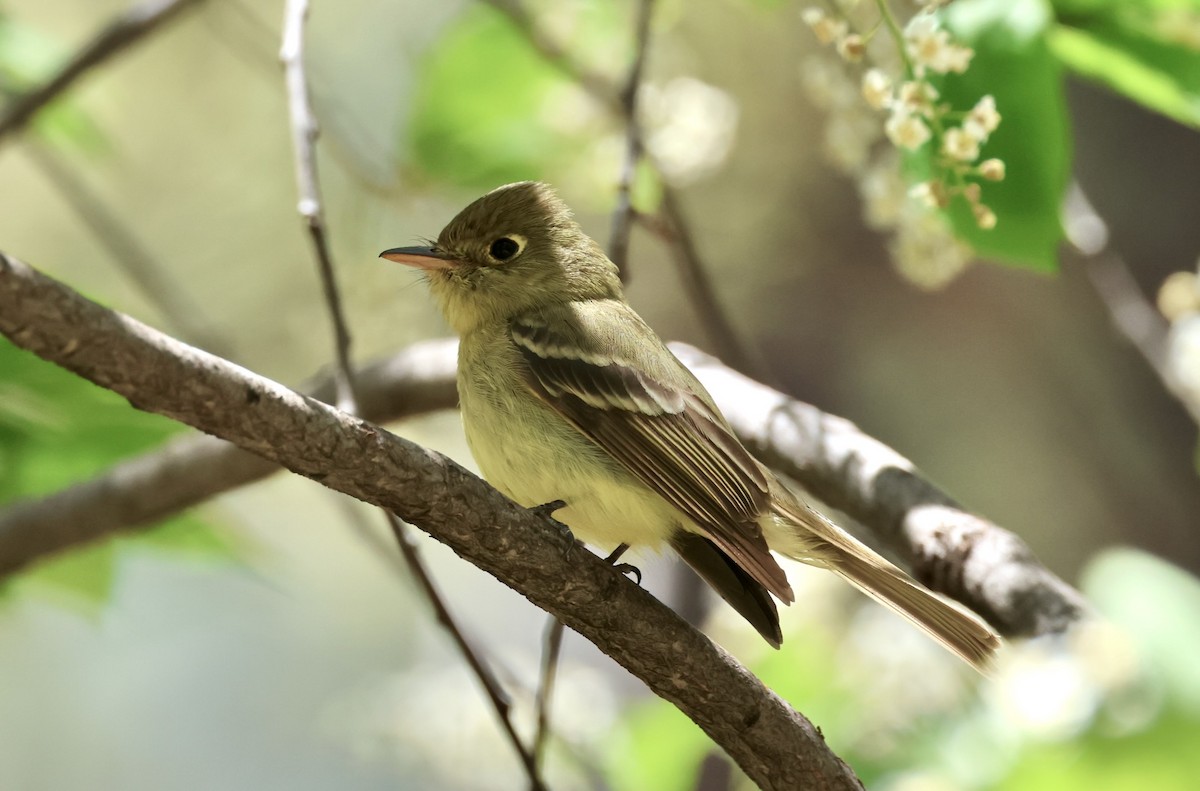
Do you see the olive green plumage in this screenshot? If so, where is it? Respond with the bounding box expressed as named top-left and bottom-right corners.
top-left (382, 181), bottom-right (1000, 670)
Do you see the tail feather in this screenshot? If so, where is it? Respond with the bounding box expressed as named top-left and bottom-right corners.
top-left (672, 532), bottom-right (782, 648)
top-left (770, 498), bottom-right (1001, 673)
top-left (834, 550), bottom-right (1000, 672)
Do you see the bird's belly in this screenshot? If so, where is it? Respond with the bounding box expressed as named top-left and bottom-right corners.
top-left (460, 386), bottom-right (680, 551)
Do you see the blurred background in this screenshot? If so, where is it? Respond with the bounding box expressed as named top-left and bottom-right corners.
top-left (0, 0), bottom-right (1198, 789)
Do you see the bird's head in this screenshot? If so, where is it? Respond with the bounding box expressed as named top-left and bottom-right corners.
top-left (382, 181), bottom-right (622, 335)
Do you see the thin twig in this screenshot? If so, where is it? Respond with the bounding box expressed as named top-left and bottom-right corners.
top-left (0, 0), bottom-right (207, 141)
top-left (480, 0), bottom-right (620, 110)
top-left (478, 0), bottom-right (764, 380)
top-left (607, 0), bottom-right (655, 282)
top-left (653, 187), bottom-right (771, 379)
top-left (22, 141), bottom-right (235, 358)
top-left (1083, 250), bottom-right (1200, 425)
top-left (279, 3), bottom-right (543, 786)
top-left (532, 616), bottom-right (566, 772)
top-left (1082, 249), bottom-right (1173, 378)
top-left (384, 512), bottom-right (547, 791)
top-left (280, 0), bottom-right (355, 412)
top-left (1064, 183), bottom-right (1200, 425)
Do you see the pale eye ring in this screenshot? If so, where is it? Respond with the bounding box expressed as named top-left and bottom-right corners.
top-left (488, 233), bottom-right (527, 262)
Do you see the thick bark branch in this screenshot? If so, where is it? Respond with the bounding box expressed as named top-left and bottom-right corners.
top-left (673, 346), bottom-right (1088, 637)
top-left (0, 252), bottom-right (862, 790)
top-left (0, 342), bottom-right (1084, 639)
top-left (0, 339), bottom-right (458, 577)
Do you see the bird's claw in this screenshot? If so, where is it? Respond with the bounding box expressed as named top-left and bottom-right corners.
top-left (529, 499), bottom-right (578, 559)
top-left (602, 543), bottom-right (641, 585)
top-left (612, 562), bottom-right (643, 586)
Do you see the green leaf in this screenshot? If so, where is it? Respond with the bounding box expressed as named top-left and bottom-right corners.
top-left (12, 541), bottom-right (119, 615)
top-left (999, 707), bottom-right (1200, 791)
top-left (934, 0), bottom-right (1072, 271)
top-left (0, 16), bottom-right (110, 154)
top-left (605, 699), bottom-right (712, 791)
top-left (0, 340), bottom-right (238, 605)
top-left (408, 5), bottom-right (622, 188)
top-left (1049, 18), bottom-right (1200, 128)
top-left (0, 340), bottom-right (182, 502)
top-left (1081, 547), bottom-right (1200, 712)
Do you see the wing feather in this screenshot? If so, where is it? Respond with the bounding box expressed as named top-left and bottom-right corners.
top-left (512, 310), bottom-right (792, 603)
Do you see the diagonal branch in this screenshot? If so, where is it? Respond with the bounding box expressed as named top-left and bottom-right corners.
top-left (1064, 185), bottom-right (1200, 427)
top-left (477, 0), bottom-right (620, 110)
top-left (0, 250), bottom-right (863, 791)
top-left (0, 0), bottom-right (208, 141)
top-left (0, 339), bottom-right (458, 578)
top-left (673, 345), bottom-right (1089, 637)
top-left (0, 334), bottom-right (1084, 638)
top-left (22, 141), bottom-right (235, 358)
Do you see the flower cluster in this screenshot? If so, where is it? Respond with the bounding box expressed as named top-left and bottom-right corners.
top-left (800, 3), bottom-right (1007, 288)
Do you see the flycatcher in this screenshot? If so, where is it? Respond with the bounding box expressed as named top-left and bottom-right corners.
top-left (382, 181), bottom-right (1000, 670)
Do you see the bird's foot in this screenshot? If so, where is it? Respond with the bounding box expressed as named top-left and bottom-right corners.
top-left (529, 499), bottom-right (579, 559)
top-left (603, 543), bottom-right (642, 586)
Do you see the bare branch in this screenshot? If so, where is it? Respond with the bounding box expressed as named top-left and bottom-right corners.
top-left (673, 344), bottom-right (1088, 638)
top-left (280, 0), bottom-right (356, 412)
top-left (0, 251), bottom-right (863, 791)
top-left (479, 0), bottom-right (620, 110)
top-left (533, 616), bottom-right (566, 771)
top-left (1064, 185), bottom-right (1200, 426)
top-left (278, 4), bottom-right (542, 784)
top-left (382, 510), bottom-right (546, 791)
top-left (607, 0), bottom-right (655, 282)
top-left (0, 332), bottom-right (1082, 638)
top-left (0, 339), bottom-right (459, 578)
top-left (0, 0), bottom-right (208, 140)
top-left (23, 142), bottom-right (235, 358)
top-left (653, 187), bottom-right (774, 379)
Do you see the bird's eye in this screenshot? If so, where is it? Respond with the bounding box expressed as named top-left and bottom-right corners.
top-left (488, 235), bottom-right (525, 262)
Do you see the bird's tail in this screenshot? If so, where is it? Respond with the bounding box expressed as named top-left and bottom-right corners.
top-left (769, 497), bottom-right (1001, 673)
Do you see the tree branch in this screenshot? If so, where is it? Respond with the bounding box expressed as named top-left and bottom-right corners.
top-left (673, 344), bottom-right (1089, 637)
top-left (0, 339), bottom-right (458, 578)
top-left (0, 0), bottom-right (208, 141)
top-left (1064, 185), bottom-right (1200, 427)
top-left (606, 0), bottom-right (655, 282)
top-left (280, 0), bottom-right (356, 412)
top-left (0, 332), bottom-right (1083, 638)
top-left (478, 0), bottom-right (620, 111)
top-left (0, 251), bottom-right (863, 791)
top-left (22, 141), bottom-right (235, 358)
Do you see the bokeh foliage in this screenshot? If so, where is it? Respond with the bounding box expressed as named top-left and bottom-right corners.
top-left (0, 0), bottom-right (1197, 789)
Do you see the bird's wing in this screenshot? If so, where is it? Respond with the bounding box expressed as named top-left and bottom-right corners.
top-left (510, 302), bottom-right (793, 603)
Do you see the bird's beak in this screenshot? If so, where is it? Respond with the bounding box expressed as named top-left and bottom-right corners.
top-left (379, 245), bottom-right (458, 271)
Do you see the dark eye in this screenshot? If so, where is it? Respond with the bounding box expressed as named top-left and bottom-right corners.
top-left (489, 236), bottom-right (521, 261)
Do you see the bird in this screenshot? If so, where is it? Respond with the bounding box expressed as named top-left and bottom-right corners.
top-left (381, 180), bottom-right (1001, 670)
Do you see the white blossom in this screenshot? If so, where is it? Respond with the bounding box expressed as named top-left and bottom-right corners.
top-left (942, 126), bottom-right (980, 161)
top-left (861, 69), bottom-right (893, 110)
top-left (885, 109), bottom-right (931, 150)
